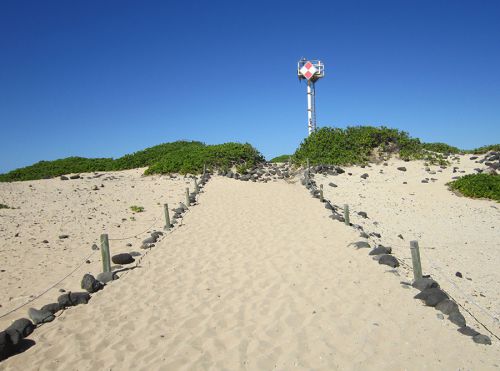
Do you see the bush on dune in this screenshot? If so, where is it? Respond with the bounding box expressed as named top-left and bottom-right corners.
top-left (422, 142), bottom-right (461, 154)
top-left (270, 155), bottom-right (292, 163)
top-left (292, 126), bottom-right (427, 165)
top-left (448, 174), bottom-right (500, 201)
top-left (0, 141), bottom-right (264, 182)
top-left (0, 157), bottom-right (114, 182)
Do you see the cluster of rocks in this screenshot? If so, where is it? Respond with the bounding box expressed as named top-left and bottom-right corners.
top-left (299, 166), bottom-right (492, 346)
top-left (472, 151), bottom-right (499, 174)
top-left (0, 290), bottom-right (94, 360)
top-left (221, 163), bottom-right (293, 183)
top-left (411, 278), bottom-right (491, 345)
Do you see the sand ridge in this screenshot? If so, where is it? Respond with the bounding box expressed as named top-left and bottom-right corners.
top-left (1, 176), bottom-right (499, 370)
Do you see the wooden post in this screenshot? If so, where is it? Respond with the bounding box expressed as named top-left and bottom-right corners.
top-left (194, 178), bottom-right (199, 193)
top-left (343, 204), bottom-right (350, 225)
top-left (203, 164), bottom-right (206, 176)
top-left (306, 158), bottom-right (310, 176)
top-left (185, 187), bottom-right (190, 207)
top-left (163, 203), bottom-right (171, 231)
top-left (100, 234), bottom-right (111, 273)
top-left (319, 184), bottom-right (324, 202)
top-left (410, 240), bottom-right (423, 281)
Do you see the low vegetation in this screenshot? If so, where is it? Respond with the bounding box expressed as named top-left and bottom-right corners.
top-left (448, 174), bottom-right (500, 201)
top-left (422, 142), bottom-right (461, 154)
top-left (0, 141), bottom-right (263, 182)
top-left (269, 155), bottom-right (292, 163)
top-left (0, 203), bottom-right (11, 209)
top-left (292, 126), bottom-right (449, 166)
top-left (466, 144), bottom-right (500, 154)
top-left (130, 205), bottom-right (145, 213)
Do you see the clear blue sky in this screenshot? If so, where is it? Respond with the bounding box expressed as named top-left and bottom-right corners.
top-left (1, 0), bottom-right (499, 173)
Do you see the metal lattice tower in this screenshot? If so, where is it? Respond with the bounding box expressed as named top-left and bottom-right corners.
top-left (297, 58), bottom-right (325, 136)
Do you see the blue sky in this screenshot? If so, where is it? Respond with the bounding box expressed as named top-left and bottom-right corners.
top-left (1, 0), bottom-right (499, 173)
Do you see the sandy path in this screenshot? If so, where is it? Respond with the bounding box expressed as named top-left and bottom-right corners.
top-left (0, 169), bottom-right (191, 328)
top-left (1, 177), bottom-right (499, 370)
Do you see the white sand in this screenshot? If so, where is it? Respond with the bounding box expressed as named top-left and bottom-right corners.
top-left (1, 175), bottom-right (499, 370)
top-left (0, 168), bottom-right (191, 329)
top-left (318, 155), bottom-right (500, 334)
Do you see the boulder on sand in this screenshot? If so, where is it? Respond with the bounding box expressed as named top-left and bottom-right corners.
top-left (111, 253), bottom-right (135, 265)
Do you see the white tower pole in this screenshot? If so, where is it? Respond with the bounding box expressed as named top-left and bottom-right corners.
top-left (307, 80), bottom-right (315, 135)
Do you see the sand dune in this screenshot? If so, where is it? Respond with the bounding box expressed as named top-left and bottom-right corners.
top-left (1, 175), bottom-right (499, 370)
top-left (317, 155), bottom-right (500, 334)
top-left (0, 168), bottom-right (192, 329)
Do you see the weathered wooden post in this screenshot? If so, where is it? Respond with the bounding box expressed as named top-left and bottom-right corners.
top-left (185, 187), bottom-right (190, 207)
top-left (319, 184), bottom-right (324, 202)
top-left (163, 203), bottom-right (171, 231)
top-left (194, 178), bottom-right (199, 193)
top-left (343, 204), bottom-right (350, 225)
top-left (410, 240), bottom-right (423, 281)
top-left (100, 234), bottom-right (111, 273)
top-left (306, 158), bottom-right (310, 176)
top-left (203, 164), bottom-right (206, 176)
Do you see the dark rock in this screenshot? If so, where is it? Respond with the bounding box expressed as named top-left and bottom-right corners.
top-left (397, 234), bottom-right (404, 239)
top-left (370, 232), bottom-right (382, 238)
top-left (357, 211), bottom-right (368, 219)
top-left (58, 235), bottom-right (69, 239)
top-left (414, 288), bottom-right (448, 307)
top-left (42, 240), bottom-right (49, 244)
top-left (469, 156), bottom-right (478, 160)
top-left (329, 214), bottom-right (345, 223)
top-left (60, 176), bottom-right (69, 180)
top-left (421, 179), bottom-right (429, 183)
top-left (448, 311), bottom-right (466, 327)
top-left (81, 274), bottom-right (104, 293)
top-left (350, 241), bottom-right (371, 249)
top-left (129, 251), bottom-right (141, 257)
top-left (0, 330), bottom-right (12, 361)
top-left (96, 271), bottom-right (118, 283)
top-left (359, 232), bottom-right (369, 238)
top-left (328, 182), bottom-right (337, 187)
top-left (473, 334), bottom-right (492, 345)
top-left (324, 202), bottom-right (333, 210)
top-left (142, 236), bottom-right (157, 245)
top-left (397, 167), bottom-right (407, 172)
top-left (369, 245), bottom-right (392, 255)
top-left (58, 292), bottom-right (91, 308)
top-left (455, 271), bottom-right (463, 278)
top-left (458, 326), bottom-right (479, 337)
top-left (40, 303), bottom-right (61, 314)
top-left (111, 253), bottom-right (135, 265)
top-left (378, 255), bottom-right (399, 268)
top-left (91, 244), bottom-right (99, 251)
top-left (28, 308), bottom-right (55, 325)
top-left (412, 277), bottom-right (439, 291)
top-left (5, 319), bottom-right (35, 345)
top-left (69, 174), bottom-right (81, 179)
top-left (360, 173), bottom-right (369, 179)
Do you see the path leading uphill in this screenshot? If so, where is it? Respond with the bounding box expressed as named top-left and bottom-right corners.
top-left (1, 178), bottom-right (499, 370)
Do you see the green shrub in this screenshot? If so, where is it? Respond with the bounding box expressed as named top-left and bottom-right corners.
top-left (292, 126), bottom-right (424, 165)
top-left (0, 141), bottom-right (264, 181)
top-left (145, 142), bottom-right (263, 175)
top-left (130, 205), bottom-right (145, 213)
top-left (0, 157), bottom-right (114, 182)
top-left (448, 174), bottom-right (500, 201)
top-left (0, 203), bottom-right (10, 209)
top-left (422, 142), bottom-right (461, 154)
top-left (465, 144), bottom-right (500, 154)
top-left (270, 155), bottom-right (292, 163)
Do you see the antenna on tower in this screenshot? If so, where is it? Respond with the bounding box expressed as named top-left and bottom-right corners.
top-left (297, 59), bottom-right (325, 136)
